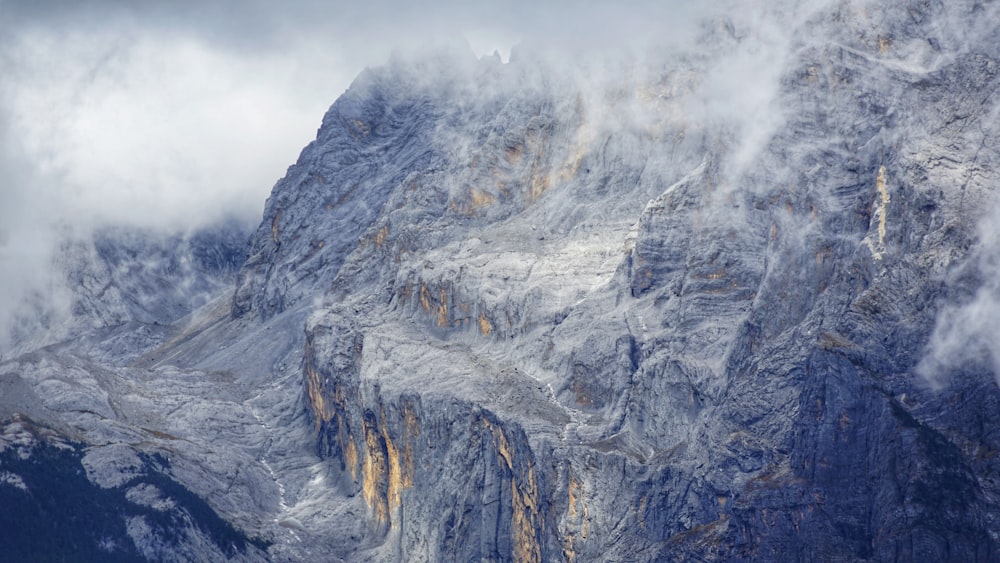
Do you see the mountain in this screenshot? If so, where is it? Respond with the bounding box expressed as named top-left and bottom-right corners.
top-left (3, 0), bottom-right (1000, 560)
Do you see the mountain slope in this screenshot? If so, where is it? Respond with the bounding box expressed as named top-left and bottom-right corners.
top-left (3, 1), bottom-right (1000, 561)
top-left (257, 1), bottom-right (1000, 560)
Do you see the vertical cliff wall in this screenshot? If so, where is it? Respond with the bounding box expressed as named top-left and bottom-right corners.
top-left (252, 1), bottom-right (1000, 560)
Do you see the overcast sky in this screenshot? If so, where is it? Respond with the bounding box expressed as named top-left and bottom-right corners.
top-left (0, 0), bottom-right (721, 234)
top-left (0, 0), bottom-right (800, 348)
top-left (0, 1), bottom-right (492, 232)
top-left (5, 0), bottom-right (999, 386)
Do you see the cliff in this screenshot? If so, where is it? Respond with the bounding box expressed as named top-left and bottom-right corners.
top-left (3, 0), bottom-right (1000, 560)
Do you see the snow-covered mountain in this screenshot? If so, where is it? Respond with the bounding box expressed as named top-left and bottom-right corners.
top-left (3, 1), bottom-right (1000, 560)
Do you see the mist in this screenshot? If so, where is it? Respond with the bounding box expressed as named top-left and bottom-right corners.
top-left (0, 0), bottom-right (837, 351)
top-left (918, 198), bottom-right (1000, 388)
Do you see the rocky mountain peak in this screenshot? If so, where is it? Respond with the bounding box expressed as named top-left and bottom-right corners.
top-left (3, 1), bottom-right (1000, 560)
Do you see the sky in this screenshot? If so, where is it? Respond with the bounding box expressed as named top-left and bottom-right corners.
top-left (0, 0), bottom-right (732, 232)
top-left (6, 0), bottom-right (993, 387)
top-left (0, 1), bottom-right (465, 232)
top-left (0, 0), bottom-right (870, 354)
top-left (0, 0), bottom-right (739, 346)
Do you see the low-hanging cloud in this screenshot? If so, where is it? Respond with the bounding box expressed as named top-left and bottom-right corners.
top-left (0, 0), bottom-right (836, 351)
top-left (0, 0), bottom-right (825, 230)
top-left (917, 204), bottom-right (1000, 387)
top-left (917, 132), bottom-right (1000, 387)
top-left (909, 0), bottom-right (1000, 387)
top-left (1, 27), bottom-right (357, 230)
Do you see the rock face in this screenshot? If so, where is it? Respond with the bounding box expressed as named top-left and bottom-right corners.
top-left (0, 415), bottom-right (268, 562)
top-left (4, 0), bottom-right (1000, 560)
top-left (4, 220), bottom-right (250, 362)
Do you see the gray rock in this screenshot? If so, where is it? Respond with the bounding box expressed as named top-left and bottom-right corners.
top-left (5, 1), bottom-right (1000, 561)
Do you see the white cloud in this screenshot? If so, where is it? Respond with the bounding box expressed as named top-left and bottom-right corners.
top-left (0, 0), bottom-right (838, 350)
top-left (0, 1), bottom-right (808, 235)
top-left (0, 12), bottom-right (364, 350)
top-left (918, 202), bottom-right (1000, 388)
top-left (2, 27), bottom-right (358, 230)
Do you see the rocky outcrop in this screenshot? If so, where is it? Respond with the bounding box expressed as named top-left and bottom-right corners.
top-left (284, 1), bottom-right (1000, 560)
top-left (4, 220), bottom-right (250, 362)
top-left (4, 0), bottom-right (1000, 561)
top-left (0, 414), bottom-right (269, 561)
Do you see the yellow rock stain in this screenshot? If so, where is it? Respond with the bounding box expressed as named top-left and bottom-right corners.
top-left (437, 287), bottom-right (449, 327)
top-left (305, 369), bottom-right (327, 428)
top-left (304, 342), bottom-right (331, 428)
top-left (866, 165), bottom-right (890, 260)
top-left (478, 313), bottom-right (494, 336)
top-left (352, 119), bottom-right (370, 136)
top-left (562, 472), bottom-right (591, 562)
top-left (878, 36), bottom-right (891, 54)
top-left (557, 122), bottom-right (594, 184)
top-left (382, 423), bottom-right (404, 509)
top-left (271, 209), bottom-right (282, 245)
top-left (876, 165), bottom-right (890, 245)
top-left (482, 418), bottom-right (542, 563)
top-left (361, 411), bottom-right (415, 528)
top-left (469, 189), bottom-right (496, 210)
top-left (529, 171), bottom-right (551, 203)
top-left (344, 434), bottom-right (359, 481)
top-left (361, 421), bottom-right (387, 523)
top-left (512, 465), bottom-right (543, 563)
top-left (419, 283), bottom-right (432, 312)
top-left (374, 225), bottom-right (389, 251)
top-left (450, 188), bottom-right (497, 216)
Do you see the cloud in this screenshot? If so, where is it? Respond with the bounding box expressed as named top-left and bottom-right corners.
top-left (0, 1), bottom-right (368, 349)
top-left (0, 0), bottom-right (834, 351)
top-left (918, 202), bottom-right (1000, 388)
top-left (911, 1), bottom-right (1000, 387)
top-left (1, 27), bottom-right (359, 230)
top-left (0, 108), bottom-right (64, 352)
top-left (0, 2), bottom-right (756, 232)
